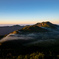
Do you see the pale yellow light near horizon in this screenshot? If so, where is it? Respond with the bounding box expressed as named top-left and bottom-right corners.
top-left (0, 20), bottom-right (59, 24)
top-left (0, 21), bottom-right (37, 24)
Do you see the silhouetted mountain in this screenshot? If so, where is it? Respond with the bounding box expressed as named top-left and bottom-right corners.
top-left (12, 25), bottom-right (21, 27)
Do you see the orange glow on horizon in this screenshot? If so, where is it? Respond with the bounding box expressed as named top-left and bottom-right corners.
top-left (0, 20), bottom-right (59, 24)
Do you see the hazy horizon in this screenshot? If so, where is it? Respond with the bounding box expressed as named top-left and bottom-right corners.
top-left (0, 22), bottom-right (59, 26)
top-left (0, 24), bottom-right (32, 26)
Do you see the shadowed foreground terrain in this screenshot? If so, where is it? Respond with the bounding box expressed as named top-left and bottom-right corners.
top-left (0, 41), bottom-right (59, 59)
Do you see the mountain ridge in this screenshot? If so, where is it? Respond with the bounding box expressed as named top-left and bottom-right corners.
top-left (35, 21), bottom-right (57, 28)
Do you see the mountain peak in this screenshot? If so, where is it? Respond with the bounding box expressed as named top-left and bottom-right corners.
top-left (35, 21), bottom-right (56, 28)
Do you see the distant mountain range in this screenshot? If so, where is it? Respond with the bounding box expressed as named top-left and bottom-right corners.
top-left (0, 25), bottom-right (24, 35)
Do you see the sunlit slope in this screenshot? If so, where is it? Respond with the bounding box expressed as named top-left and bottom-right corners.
top-left (19, 25), bottom-right (48, 32)
top-left (35, 21), bottom-right (57, 28)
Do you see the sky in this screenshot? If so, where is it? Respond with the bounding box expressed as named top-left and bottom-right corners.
top-left (0, 0), bottom-right (59, 25)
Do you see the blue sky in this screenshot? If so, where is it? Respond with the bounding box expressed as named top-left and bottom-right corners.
top-left (0, 0), bottom-right (59, 25)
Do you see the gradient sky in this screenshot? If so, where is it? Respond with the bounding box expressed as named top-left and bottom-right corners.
top-left (0, 0), bottom-right (59, 25)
